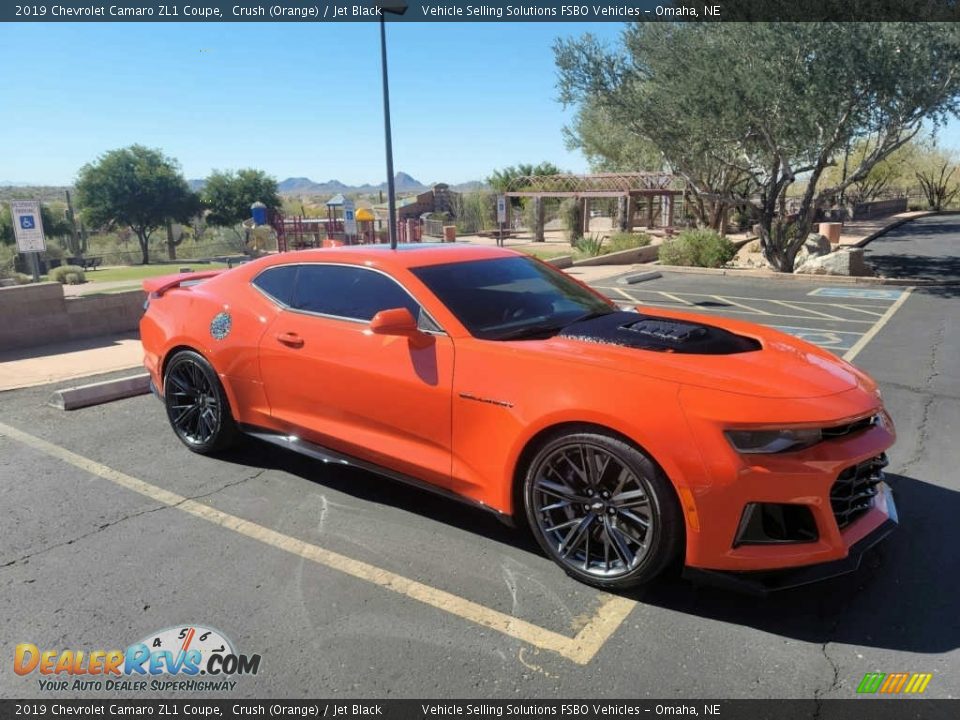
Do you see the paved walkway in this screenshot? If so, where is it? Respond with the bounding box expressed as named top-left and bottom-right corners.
top-left (863, 213), bottom-right (960, 282)
top-left (0, 333), bottom-right (142, 392)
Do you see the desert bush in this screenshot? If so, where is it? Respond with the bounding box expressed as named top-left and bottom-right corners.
top-left (574, 233), bottom-right (605, 257)
top-left (658, 229), bottom-right (737, 268)
top-left (49, 265), bottom-right (86, 284)
top-left (606, 232), bottom-right (652, 253)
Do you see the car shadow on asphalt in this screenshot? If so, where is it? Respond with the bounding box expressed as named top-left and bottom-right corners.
top-left (621, 472), bottom-right (959, 654)
top-left (220, 442), bottom-right (958, 654)
top-left (221, 439), bottom-right (540, 553)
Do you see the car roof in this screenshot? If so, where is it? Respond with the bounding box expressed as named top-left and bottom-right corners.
top-left (258, 242), bottom-right (521, 271)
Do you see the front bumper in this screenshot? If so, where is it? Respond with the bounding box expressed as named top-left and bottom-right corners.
top-left (683, 484), bottom-right (898, 595)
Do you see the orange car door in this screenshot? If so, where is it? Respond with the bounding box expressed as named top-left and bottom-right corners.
top-left (256, 263), bottom-right (454, 489)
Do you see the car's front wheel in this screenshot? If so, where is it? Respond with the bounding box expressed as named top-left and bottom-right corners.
top-left (163, 350), bottom-right (239, 454)
top-left (523, 431), bottom-right (683, 590)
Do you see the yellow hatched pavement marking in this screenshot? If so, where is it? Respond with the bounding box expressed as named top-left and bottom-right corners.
top-left (766, 299), bottom-right (846, 321)
top-left (843, 287), bottom-right (914, 362)
top-left (710, 295), bottom-right (771, 315)
top-left (0, 421), bottom-right (634, 665)
top-left (657, 291), bottom-right (695, 306)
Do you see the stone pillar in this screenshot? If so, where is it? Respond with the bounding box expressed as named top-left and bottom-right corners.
top-left (617, 196), bottom-right (628, 232)
top-left (666, 195), bottom-right (675, 228)
top-left (580, 197), bottom-right (590, 236)
top-left (646, 195), bottom-right (654, 228)
top-left (534, 197), bottom-right (545, 242)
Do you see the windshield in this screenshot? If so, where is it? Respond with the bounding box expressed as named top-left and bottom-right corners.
top-left (411, 256), bottom-right (614, 340)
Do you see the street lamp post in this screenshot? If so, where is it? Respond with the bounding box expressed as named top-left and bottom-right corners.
top-left (379, 3), bottom-right (407, 250)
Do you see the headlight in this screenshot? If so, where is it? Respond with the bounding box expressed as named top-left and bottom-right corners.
top-left (725, 428), bottom-right (823, 454)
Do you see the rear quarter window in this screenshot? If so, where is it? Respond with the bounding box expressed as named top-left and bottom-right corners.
top-left (252, 266), bottom-right (298, 306)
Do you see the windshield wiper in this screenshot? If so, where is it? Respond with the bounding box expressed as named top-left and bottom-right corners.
top-left (492, 321), bottom-right (570, 341)
top-left (492, 309), bottom-right (615, 341)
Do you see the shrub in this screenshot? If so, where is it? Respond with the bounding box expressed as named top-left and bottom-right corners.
top-left (658, 228), bottom-right (737, 268)
top-left (14, 272), bottom-right (32, 285)
top-left (49, 265), bottom-right (86, 284)
top-left (574, 233), bottom-right (605, 257)
top-left (606, 232), bottom-right (652, 253)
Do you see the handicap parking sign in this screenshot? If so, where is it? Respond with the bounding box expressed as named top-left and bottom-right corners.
top-left (10, 200), bottom-right (46, 252)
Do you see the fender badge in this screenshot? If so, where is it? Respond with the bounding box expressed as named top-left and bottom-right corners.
top-left (210, 312), bottom-right (232, 340)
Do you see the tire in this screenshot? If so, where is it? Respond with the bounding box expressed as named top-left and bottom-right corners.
top-left (522, 431), bottom-right (683, 590)
top-left (163, 350), bottom-right (239, 455)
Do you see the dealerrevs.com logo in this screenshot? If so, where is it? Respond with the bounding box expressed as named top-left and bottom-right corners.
top-left (15, 625), bottom-right (261, 692)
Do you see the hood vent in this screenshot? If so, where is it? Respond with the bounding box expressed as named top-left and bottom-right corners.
top-left (560, 311), bottom-right (761, 355)
top-left (623, 318), bottom-right (709, 343)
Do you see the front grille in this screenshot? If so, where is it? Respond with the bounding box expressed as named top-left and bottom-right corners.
top-left (830, 454), bottom-right (888, 529)
top-left (821, 414), bottom-right (878, 440)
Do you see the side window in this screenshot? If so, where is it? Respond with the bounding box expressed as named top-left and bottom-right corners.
top-left (292, 265), bottom-right (421, 322)
top-left (252, 265), bottom-right (298, 306)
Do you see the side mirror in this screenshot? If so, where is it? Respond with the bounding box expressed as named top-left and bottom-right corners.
top-left (369, 307), bottom-right (419, 336)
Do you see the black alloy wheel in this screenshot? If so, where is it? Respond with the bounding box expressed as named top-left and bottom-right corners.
top-left (523, 431), bottom-right (683, 589)
top-left (163, 350), bottom-right (239, 454)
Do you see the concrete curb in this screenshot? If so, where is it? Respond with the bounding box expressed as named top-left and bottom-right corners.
top-left (48, 373), bottom-right (151, 411)
top-left (852, 210), bottom-right (937, 248)
top-left (620, 271), bottom-right (663, 285)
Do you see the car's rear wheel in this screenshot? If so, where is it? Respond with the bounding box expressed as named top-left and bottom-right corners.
top-left (163, 350), bottom-right (239, 454)
top-left (523, 431), bottom-right (683, 589)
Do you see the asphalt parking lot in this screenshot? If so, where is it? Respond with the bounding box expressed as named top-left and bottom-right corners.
top-left (2, 222), bottom-right (959, 701)
top-left (589, 273), bottom-right (910, 359)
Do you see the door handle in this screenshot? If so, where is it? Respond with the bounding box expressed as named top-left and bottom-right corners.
top-left (276, 332), bottom-right (304, 348)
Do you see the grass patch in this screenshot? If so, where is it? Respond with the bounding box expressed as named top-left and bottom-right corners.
top-left (87, 262), bottom-right (229, 283)
top-left (517, 247), bottom-right (572, 261)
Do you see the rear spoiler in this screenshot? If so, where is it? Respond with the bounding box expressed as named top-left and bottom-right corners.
top-left (142, 270), bottom-right (225, 297)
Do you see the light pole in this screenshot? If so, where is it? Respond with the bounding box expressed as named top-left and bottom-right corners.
top-left (379, 2), bottom-right (407, 250)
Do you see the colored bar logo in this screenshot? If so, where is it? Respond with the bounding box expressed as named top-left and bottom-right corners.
top-left (857, 672), bottom-right (932, 694)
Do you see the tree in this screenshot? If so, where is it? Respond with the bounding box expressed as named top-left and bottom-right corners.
top-left (821, 138), bottom-right (923, 206)
top-left (201, 169), bottom-right (281, 251)
top-left (556, 23), bottom-right (960, 271)
top-left (486, 162), bottom-right (563, 192)
top-left (75, 145), bottom-right (198, 264)
top-left (564, 98), bottom-right (663, 173)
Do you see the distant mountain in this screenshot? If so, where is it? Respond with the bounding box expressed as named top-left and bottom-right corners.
top-left (274, 172), bottom-right (438, 195)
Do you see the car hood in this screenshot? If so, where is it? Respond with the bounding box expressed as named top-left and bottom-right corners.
top-left (537, 309), bottom-right (871, 400)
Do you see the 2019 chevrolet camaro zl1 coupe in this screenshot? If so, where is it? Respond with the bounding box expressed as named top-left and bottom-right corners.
top-left (141, 244), bottom-right (897, 591)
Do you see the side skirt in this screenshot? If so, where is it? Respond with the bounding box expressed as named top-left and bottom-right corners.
top-left (238, 424), bottom-right (515, 527)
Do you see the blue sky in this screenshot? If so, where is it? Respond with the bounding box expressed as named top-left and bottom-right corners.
top-left (3, 21), bottom-right (959, 187)
top-left (0, 22), bottom-right (625, 186)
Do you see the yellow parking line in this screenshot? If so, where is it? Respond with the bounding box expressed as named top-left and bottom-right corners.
top-left (843, 287), bottom-right (913, 362)
top-left (0, 421), bottom-right (634, 666)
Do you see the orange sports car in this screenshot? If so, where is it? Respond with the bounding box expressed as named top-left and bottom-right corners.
top-left (141, 244), bottom-right (897, 591)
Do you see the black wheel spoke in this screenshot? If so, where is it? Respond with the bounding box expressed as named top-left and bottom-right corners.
top-left (559, 513), bottom-right (595, 558)
top-left (537, 478), bottom-right (590, 504)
